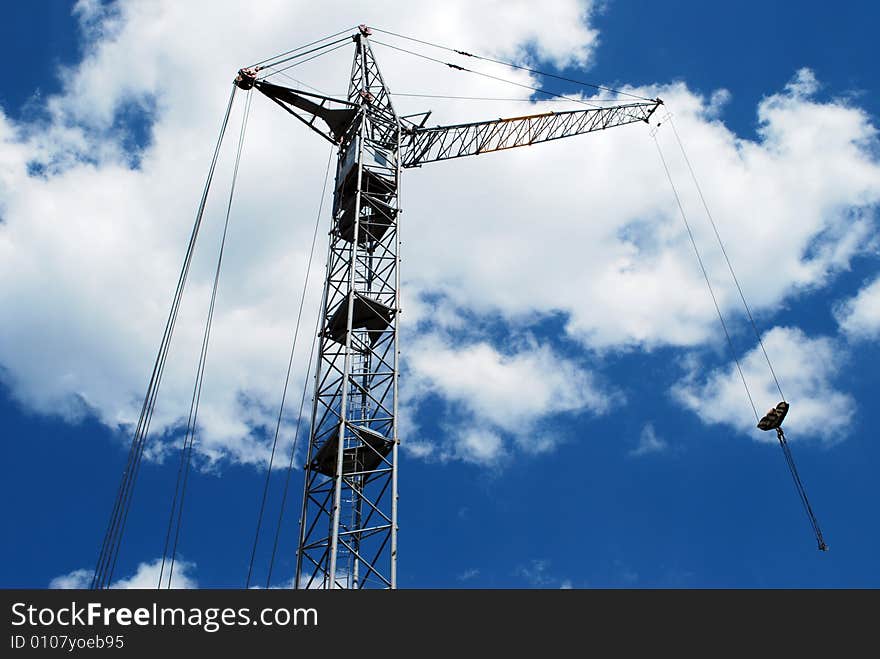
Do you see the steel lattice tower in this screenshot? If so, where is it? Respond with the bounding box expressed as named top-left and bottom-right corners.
top-left (293, 31), bottom-right (401, 589)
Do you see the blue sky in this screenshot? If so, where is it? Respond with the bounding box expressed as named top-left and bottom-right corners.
top-left (1, 1), bottom-right (879, 589)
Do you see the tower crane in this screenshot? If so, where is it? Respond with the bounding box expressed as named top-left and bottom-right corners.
top-left (93, 24), bottom-right (825, 593)
top-left (233, 25), bottom-right (660, 589)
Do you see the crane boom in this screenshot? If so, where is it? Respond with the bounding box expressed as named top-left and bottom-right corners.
top-left (241, 69), bottom-right (661, 169)
top-left (402, 100), bottom-right (661, 168)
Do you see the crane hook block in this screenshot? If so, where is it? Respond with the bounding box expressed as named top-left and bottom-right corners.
top-left (757, 401), bottom-right (789, 431)
top-left (235, 67), bottom-right (258, 90)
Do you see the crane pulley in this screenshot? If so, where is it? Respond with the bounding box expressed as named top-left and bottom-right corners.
top-left (756, 401), bottom-right (828, 551)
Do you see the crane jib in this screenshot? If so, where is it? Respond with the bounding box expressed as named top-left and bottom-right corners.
top-left (402, 99), bottom-right (661, 167)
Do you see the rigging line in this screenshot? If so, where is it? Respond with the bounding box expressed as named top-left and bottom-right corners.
top-left (391, 92), bottom-right (625, 102)
top-left (370, 26), bottom-right (655, 102)
top-left (779, 434), bottom-right (817, 532)
top-left (265, 148), bottom-right (334, 589)
top-left (660, 119), bottom-right (824, 552)
top-left (253, 35), bottom-right (352, 73)
top-left (266, 301), bottom-right (323, 588)
top-left (249, 26), bottom-right (357, 68)
top-left (246, 146), bottom-right (334, 589)
top-left (653, 132), bottom-right (760, 422)
top-left (258, 41), bottom-right (353, 81)
top-left (159, 89), bottom-right (253, 589)
top-left (107, 88), bottom-right (238, 587)
top-left (667, 115), bottom-right (786, 402)
top-left (165, 92), bottom-right (253, 588)
top-left (92, 84), bottom-right (238, 590)
top-left (369, 39), bottom-right (607, 110)
top-left (270, 70), bottom-right (336, 97)
top-left (167, 90), bottom-right (253, 588)
top-left (777, 429), bottom-right (828, 550)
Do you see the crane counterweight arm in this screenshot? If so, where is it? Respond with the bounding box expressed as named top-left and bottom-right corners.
top-left (241, 74), bottom-right (358, 144)
top-left (402, 99), bottom-right (662, 168)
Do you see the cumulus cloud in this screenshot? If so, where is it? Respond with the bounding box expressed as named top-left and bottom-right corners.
top-left (48, 568), bottom-right (93, 590)
top-left (673, 327), bottom-right (854, 444)
top-left (514, 559), bottom-right (571, 588)
top-left (404, 71), bottom-right (880, 351)
top-left (835, 275), bottom-right (880, 339)
top-left (403, 332), bottom-right (616, 463)
top-left (785, 68), bottom-right (820, 98)
top-left (628, 423), bottom-right (668, 457)
top-left (255, 573), bottom-right (349, 589)
top-left (50, 558), bottom-right (197, 589)
top-left (456, 568), bottom-right (480, 582)
top-left (0, 0), bottom-right (878, 469)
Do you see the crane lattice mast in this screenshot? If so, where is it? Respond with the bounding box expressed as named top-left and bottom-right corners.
top-left (234, 25), bottom-right (660, 589)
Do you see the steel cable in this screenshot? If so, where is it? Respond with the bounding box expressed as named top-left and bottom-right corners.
top-left (158, 89), bottom-right (253, 588)
top-left (653, 132), bottom-right (760, 422)
top-left (91, 85), bottom-right (238, 590)
top-left (655, 121), bottom-right (826, 551)
top-left (370, 40), bottom-right (608, 110)
top-left (667, 115), bottom-right (786, 402)
top-left (259, 41), bottom-right (353, 81)
top-left (250, 28), bottom-right (356, 69)
top-left (777, 429), bottom-right (827, 550)
top-left (246, 146), bottom-right (334, 588)
top-left (370, 26), bottom-right (655, 101)
top-left (266, 307), bottom-right (324, 588)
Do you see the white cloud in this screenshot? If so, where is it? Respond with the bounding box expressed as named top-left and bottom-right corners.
top-left (455, 427), bottom-right (505, 464)
top-left (673, 327), bottom-right (854, 444)
top-left (514, 559), bottom-right (570, 588)
top-left (456, 568), bottom-right (480, 582)
top-left (835, 275), bottom-right (880, 339)
top-left (407, 335), bottom-right (614, 432)
top-left (48, 568), bottom-right (93, 589)
top-left (706, 88), bottom-right (732, 117)
top-left (785, 68), bottom-right (820, 98)
top-left (0, 0), bottom-right (878, 468)
top-left (258, 573), bottom-right (348, 589)
top-left (628, 423), bottom-right (668, 457)
top-left (50, 558), bottom-right (197, 589)
top-left (404, 72), bottom-right (880, 351)
top-left (403, 333), bottom-right (616, 463)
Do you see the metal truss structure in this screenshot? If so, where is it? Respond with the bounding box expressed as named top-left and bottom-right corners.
top-left (403, 103), bottom-right (657, 166)
top-left (237, 25), bottom-right (662, 589)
